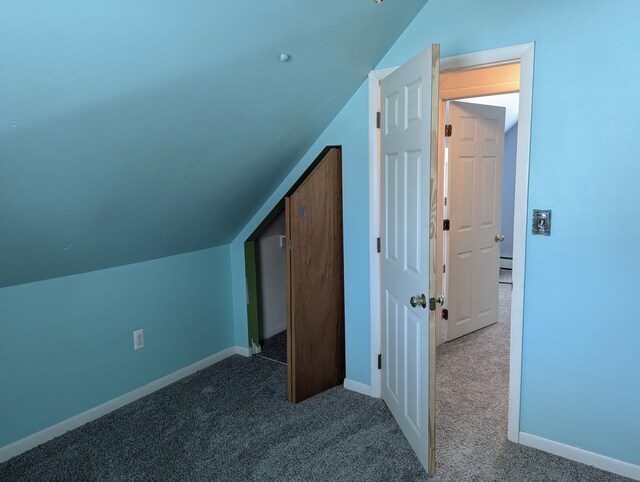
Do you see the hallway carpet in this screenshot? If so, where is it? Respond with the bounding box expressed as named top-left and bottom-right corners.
top-left (432, 284), bottom-right (623, 481)
top-left (0, 285), bottom-right (631, 481)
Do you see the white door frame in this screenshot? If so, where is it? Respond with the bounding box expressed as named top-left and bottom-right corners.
top-left (369, 42), bottom-right (534, 443)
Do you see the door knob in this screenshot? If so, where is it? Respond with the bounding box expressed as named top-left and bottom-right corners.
top-left (495, 234), bottom-right (505, 242)
top-left (410, 294), bottom-right (427, 309)
top-left (435, 295), bottom-right (444, 305)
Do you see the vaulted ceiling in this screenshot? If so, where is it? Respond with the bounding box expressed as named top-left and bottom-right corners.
top-left (0, 0), bottom-right (427, 287)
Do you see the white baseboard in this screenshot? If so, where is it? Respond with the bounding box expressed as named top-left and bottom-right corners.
top-left (249, 341), bottom-right (262, 355)
top-left (0, 345), bottom-right (244, 464)
top-left (343, 378), bottom-right (372, 396)
top-left (519, 432), bottom-right (640, 480)
top-left (235, 345), bottom-right (252, 357)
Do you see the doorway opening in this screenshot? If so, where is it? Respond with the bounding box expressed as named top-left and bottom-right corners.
top-left (433, 63), bottom-right (523, 473)
top-left (439, 91), bottom-right (518, 339)
top-left (244, 200), bottom-right (286, 362)
top-left (437, 63), bottom-right (520, 344)
top-left (368, 43), bottom-right (534, 459)
top-left (252, 206), bottom-right (287, 364)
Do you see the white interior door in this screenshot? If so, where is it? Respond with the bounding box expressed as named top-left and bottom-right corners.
top-left (446, 101), bottom-right (505, 340)
top-left (380, 44), bottom-right (439, 473)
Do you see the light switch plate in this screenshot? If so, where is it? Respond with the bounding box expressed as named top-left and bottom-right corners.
top-left (532, 209), bottom-right (551, 235)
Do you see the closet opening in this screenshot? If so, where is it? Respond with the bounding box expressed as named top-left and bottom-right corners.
top-left (252, 206), bottom-right (287, 364)
top-left (244, 146), bottom-right (345, 403)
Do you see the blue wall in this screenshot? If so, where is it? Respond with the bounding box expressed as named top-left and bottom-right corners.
top-left (501, 122), bottom-right (518, 259)
top-left (231, 87), bottom-right (371, 383)
top-left (0, 0), bottom-right (427, 288)
top-left (0, 246), bottom-right (233, 447)
top-left (231, 0), bottom-right (640, 466)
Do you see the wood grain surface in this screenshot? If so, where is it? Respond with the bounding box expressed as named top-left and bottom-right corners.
top-left (286, 147), bottom-right (345, 403)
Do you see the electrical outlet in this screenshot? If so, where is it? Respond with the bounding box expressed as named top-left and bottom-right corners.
top-left (133, 329), bottom-right (144, 350)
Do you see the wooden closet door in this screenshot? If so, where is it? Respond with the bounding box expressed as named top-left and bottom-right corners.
top-left (286, 148), bottom-right (344, 403)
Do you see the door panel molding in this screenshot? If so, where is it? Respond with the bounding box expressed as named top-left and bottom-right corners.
top-left (379, 44), bottom-right (439, 473)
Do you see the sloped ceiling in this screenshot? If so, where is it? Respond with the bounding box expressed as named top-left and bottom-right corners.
top-left (0, 0), bottom-right (427, 287)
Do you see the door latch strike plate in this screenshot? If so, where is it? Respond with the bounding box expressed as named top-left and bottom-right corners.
top-left (429, 298), bottom-right (436, 311)
top-left (377, 353), bottom-right (382, 370)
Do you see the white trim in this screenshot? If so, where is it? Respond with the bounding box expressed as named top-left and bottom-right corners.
top-left (507, 43), bottom-right (534, 443)
top-left (368, 67), bottom-right (395, 400)
top-left (440, 43), bottom-right (532, 72)
top-left (368, 43), bottom-right (535, 441)
top-left (250, 341), bottom-right (262, 355)
top-left (235, 345), bottom-right (252, 357)
top-left (0, 346), bottom-right (243, 463)
top-left (343, 378), bottom-right (372, 397)
top-left (519, 432), bottom-right (640, 480)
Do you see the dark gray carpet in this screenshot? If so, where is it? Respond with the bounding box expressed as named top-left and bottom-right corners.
top-left (1, 285), bottom-right (632, 481)
top-left (260, 330), bottom-right (287, 364)
top-left (0, 356), bottom-right (429, 481)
